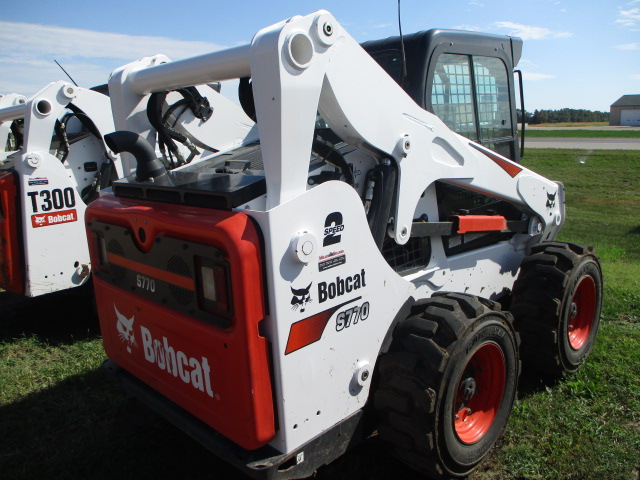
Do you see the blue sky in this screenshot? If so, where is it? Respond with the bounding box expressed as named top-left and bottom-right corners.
top-left (1, 0), bottom-right (638, 112)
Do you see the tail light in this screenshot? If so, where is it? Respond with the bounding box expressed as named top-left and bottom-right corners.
top-left (196, 255), bottom-right (231, 314)
top-left (0, 171), bottom-right (23, 294)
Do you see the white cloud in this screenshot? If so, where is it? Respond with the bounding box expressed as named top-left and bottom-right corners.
top-left (614, 42), bottom-right (640, 50)
top-left (632, 74), bottom-right (640, 80)
top-left (0, 21), bottom-right (228, 96)
top-left (522, 72), bottom-right (555, 81)
top-left (0, 21), bottom-right (226, 62)
top-left (468, 1), bottom-right (485, 7)
top-left (616, 6), bottom-right (640, 28)
top-left (453, 24), bottom-right (482, 32)
top-left (493, 21), bottom-right (572, 40)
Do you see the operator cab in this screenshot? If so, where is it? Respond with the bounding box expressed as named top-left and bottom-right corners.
top-left (363, 29), bottom-right (523, 162)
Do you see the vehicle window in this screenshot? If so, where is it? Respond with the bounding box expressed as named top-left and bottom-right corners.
top-left (473, 56), bottom-right (512, 140)
top-left (431, 54), bottom-right (477, 140)
top-left (368, 49), bottom-right (403, 84)
top-left (431, 55), bottom-right (520, 256)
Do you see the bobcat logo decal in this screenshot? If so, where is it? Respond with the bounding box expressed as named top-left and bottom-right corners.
top-left (546, 191), bottom-right (557, 209)
top-left (115, 304), bottom-right (137, 353)
top-left (291, 283), bottom-right (312, 313)
top-left (34, 215), bottom-right (46, 226)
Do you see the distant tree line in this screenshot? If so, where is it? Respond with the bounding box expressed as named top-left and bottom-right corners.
top-left (518, 109), bottom-right (609, 124)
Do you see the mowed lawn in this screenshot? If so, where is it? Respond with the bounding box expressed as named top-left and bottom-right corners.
top-left (0, 149), bottom-right (638, 480)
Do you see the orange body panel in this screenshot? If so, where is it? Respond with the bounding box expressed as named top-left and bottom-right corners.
top-left (86, 195), bottom-right (274, 450)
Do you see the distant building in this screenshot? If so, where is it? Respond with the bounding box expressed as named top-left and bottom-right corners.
top-left (610, 95), bottom-right (640, 126)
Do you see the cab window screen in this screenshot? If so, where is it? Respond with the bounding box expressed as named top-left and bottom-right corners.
top-left (431, 54), bottom-right (477, 140)
top-left (369, 50), bottom-right (403, 84)
top-left (473, 56), bottom-right (512, 140)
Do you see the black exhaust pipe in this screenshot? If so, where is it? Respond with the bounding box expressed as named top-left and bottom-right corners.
top-left (104, 131), bottom-right (167, 182)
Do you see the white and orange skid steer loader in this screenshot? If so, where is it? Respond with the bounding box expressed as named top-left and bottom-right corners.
top-left (86, 11), bottom-right (603, 479)
top-left (0, 76), bottom-right (255, 297)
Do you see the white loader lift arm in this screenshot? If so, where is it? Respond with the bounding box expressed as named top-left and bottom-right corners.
top-left (110, 11), bottom-right (563, 240)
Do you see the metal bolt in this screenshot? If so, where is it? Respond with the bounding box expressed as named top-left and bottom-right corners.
top-left (78, 264), bottom-right (91, 279)
top-left (400, 226), bottom-right (408, 237)
top-left (25, 153), bottom-right (42, 168)
top-left (404, 139), bottom-right (411, 150)
top-left (323, 22), bottom-right (333, 36)
top-left (62, 85), bottom-right (77, 99)
top-left (360, 369), bottom-right (369, 382)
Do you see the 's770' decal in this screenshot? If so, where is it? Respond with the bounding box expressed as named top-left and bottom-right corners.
top-left (335, 301), bottom-right (370, 331)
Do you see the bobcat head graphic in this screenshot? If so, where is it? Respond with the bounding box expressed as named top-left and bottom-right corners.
top-left (546, 191), bottom-right (557, 209)
top-left (114, 304), bottom-right (137, 353)
top-left (34, 216), bottom-right (46, 226)
top-left (291, 283), bottom-right (312, 313)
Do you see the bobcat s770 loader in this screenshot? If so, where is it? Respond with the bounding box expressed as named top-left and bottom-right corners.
top-left (87, 11), bottom-right (603, 479)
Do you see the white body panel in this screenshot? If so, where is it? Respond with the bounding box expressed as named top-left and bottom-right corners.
top-left (1, 81), bottom-right (121, 296)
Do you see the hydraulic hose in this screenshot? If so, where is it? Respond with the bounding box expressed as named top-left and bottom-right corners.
top-left (367, 160), bottom-right (397, 250)
top-left (104, 131), bottom-right (167, 182)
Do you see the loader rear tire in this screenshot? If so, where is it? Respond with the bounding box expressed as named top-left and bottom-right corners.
top-left (510, 242), bottom-right (603, 377)
top-left (373, 293), bottom-right (520, 478)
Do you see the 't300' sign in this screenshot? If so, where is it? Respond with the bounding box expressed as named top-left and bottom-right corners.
top-left (27, 188), bottom-right (76, 213)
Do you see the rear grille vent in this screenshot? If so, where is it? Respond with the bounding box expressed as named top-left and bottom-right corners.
top-left (169, 285), bottom-right (194, 305)
top-left (167, 255), bottom-right (192, 277)
top-left (107, 239), bottom-right (123, 255)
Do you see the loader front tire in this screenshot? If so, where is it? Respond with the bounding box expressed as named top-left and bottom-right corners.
top-left (510, 242), bottom-right (603, 376)
top-left (374, 293), bottom-right (520, 478)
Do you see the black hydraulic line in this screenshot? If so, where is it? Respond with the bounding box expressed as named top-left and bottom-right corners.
top-left (67, 104), bottom-right (103, 139)
top-left (147, 91), bottom-right (183, 166)
top-left (367, 161), bottom-right (397, 250)
top-left (147, 88), bottom-right (216, 167)
top-left (9, 119), bottom-right (23, 150)
top-left (311, 136), bottom-right (354, 186)
top-left (238, 77), bottom-right (256, 122)
top-left (54, 118), bottom-right (70, 162)
top-left (104, 131), bottom-right (167, 182)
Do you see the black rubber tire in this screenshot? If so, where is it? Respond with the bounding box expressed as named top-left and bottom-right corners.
top-left (510, 241), bottom-right (603, 377)
top-left (373, 292), bottom-right (520, 479)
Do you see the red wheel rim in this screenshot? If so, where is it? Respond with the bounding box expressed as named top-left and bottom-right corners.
top-left (454, 342), bottom-right (506, 444)
top-left (568, 276), bottom-right (597, 350)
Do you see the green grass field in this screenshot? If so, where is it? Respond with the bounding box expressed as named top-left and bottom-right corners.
top-left (529, 122), bottom-right (610, 128)
top-left (1, 149), bottom-right (638, 480)
top-left (474, 149), bottom-right (640, 480)
top-left (525, 129), bottom-right (640, 138)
